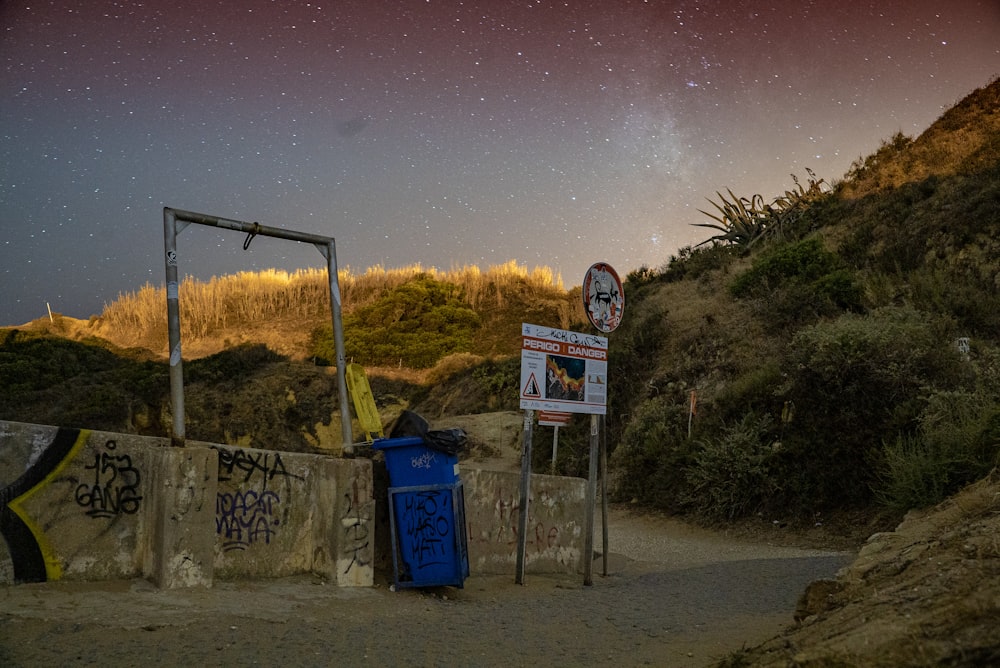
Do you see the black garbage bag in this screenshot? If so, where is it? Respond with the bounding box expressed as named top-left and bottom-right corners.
top-left (388, 410), bottom-right (429, 438)
top-left (388, 410), bottom-right (467, 456)
top-left (425, 428), bottom-right (467, 456)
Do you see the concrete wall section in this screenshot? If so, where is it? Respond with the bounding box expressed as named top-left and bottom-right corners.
top-left (207, 443), bottom-right (374, 587)
top-left (2, 421), bottom-right (584, 587)
top-left (144, 445), bottom-right (218, 588)
top-left (0, 421), bottom-right (374, 587)
top-left (0, 422), bottom-right (161, 583)
top-left (327, 456), bottom-right (376, 586)
top-left (461, 468), bottom-right (586, 575)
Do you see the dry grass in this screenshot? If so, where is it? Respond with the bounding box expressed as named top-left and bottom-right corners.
top-left (97, 260), bottom-right (567, 349)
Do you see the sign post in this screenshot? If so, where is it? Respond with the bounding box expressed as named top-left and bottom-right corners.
top-left (582, 262), bottom-right (625, 581)
top-left (538, 410), bottom-right (571, 473)
top-left (516, 323), bottom-right (608, 584)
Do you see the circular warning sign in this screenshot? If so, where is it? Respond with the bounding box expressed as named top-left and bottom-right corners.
top-left (583, 262), bottom-right (624, 333)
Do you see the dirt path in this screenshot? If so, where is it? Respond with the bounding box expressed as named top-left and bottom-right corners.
top-left (0, 507), bottom-right (851, 668)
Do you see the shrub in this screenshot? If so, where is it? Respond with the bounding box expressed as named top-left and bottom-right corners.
top-left (877, 390), bottom-right (1000, 514)
top-left (471, 356), bottom-right (521, 411)
top-left (424, 352), bottom-right (485, 386)
top-left (684, 413), bottom-right (781, 521)
top-left (659, 244), bottom-right (740, 283)
top-left (694, 170), bottom-right (829, 248)
top-left (185, 344), bottom-right (284, 384)
top-left (609, 397), bottom-right (694, 511)
top-left (712, 362), bottom-right (785, 425)
top-left (729, 237), bottom-right (863, 332)
top-left (778, 305), bottom-right (970, 509)
top-left (314, 275), bottom-right (481, 369)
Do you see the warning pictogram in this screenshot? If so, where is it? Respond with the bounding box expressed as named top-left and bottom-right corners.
top-left (522, 373), bottom-right (541, 398)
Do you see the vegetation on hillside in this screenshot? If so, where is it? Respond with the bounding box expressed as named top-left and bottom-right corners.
top-left (602, 77), bottom-right (1000, 524)
top-left (3, 77), bottom-right (999, 530)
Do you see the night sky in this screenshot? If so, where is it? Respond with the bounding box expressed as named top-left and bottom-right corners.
top-left (2, 1), bottom-right (998, 325)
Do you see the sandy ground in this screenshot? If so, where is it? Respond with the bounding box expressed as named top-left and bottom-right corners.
top-left (0, 506), bottom-right (851, 668)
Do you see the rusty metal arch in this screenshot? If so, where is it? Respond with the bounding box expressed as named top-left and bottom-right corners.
top-left (163, 207), bottom-right (351, 447)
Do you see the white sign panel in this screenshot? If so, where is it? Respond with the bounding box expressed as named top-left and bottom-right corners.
top-left (519, 323), bottom-right (608, 415)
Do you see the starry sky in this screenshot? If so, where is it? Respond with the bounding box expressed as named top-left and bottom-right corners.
top-left (2, 1), bottom-right (998, 326)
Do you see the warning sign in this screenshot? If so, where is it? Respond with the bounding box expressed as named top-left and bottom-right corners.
top-left (519, 323), bottom-right (608, 415)
top-left (522, 373), bottom-right (541, 398)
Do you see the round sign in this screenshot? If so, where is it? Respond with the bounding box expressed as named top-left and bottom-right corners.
top-left (582, 262), bottom-right (624, 333)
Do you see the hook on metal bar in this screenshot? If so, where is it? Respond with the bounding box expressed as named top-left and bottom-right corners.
top-left (243, 222), bottom-right (262, 250)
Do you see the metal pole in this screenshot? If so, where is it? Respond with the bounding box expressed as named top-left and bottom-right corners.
top-left (163, 208), bottom-right (186, 446)
top-left (584, 413), bottom-right (599, 586)
top-left (600, 414), bottom-right (609, 577)
top-left (515, 409), bottom-right (534, 584)
top-left (321, 240), bottom-right (353, 448)
top-left (550, 425), bottom-right (559, 474)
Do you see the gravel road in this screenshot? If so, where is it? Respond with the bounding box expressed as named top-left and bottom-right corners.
top-left (0, 507), bottom-right (851, 668)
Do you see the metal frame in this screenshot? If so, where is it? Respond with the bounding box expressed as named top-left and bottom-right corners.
top-left (162, 207), bottom-right (352, 446)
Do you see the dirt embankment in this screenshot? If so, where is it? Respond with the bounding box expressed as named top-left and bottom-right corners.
top-left (740, 470), bottom-right (1000, 667)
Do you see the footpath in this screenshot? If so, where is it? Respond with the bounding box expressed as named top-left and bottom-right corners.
top-left (0, 507), bottom-right (850, 667)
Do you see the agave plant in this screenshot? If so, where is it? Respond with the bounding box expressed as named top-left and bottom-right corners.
top-left (694, 189), bottom-right (771, 247)
top-left (694, 170), bottom-right (828, 248)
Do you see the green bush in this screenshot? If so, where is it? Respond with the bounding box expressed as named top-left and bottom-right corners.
top-left (778, 305), bottom-right (970, 509)
top-left (659, 244), bottom-right (740, 283)
top-left (711, 362), bottom-right (787, 427)
top-left (729, 237), bottom-right (863, 331)
top-left (684, 413), bottom-right (781, 521)
top-left (877, 390), bottom-right (1000, 514)
top-left (312, 275), bottom-right (481, 369)
top-left (471, 356), bottom-right (521, 411)
top-left (185, 344), bottom-right (283, 383)
top-left (609, 397), bottom-right (694, 511)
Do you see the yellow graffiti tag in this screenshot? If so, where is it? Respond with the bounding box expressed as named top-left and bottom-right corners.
top-left (8, 429), bottom-right (92, 580)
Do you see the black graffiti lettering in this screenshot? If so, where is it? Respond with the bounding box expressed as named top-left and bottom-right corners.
top-left (214, 448), bottom-right (302, 489)
top-left (215, 490), bottom-right (281, 552)
top-left (74, 440), bottom-right (142, 518)
top-left (340, 478), bottom-right (372, 574)
top-left (400, 490), bottom-right (452, 568)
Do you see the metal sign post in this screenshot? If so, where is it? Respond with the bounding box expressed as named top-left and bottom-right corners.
top-left (163, 207), bottom-right (352, 447)
top-left (515, 409), bottom-right (534, 585)
top-left (581, 262), bottom-right (625, 582)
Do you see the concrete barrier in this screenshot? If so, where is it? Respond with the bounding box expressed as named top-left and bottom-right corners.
top-left (461, 468), bottom-right (586, 575)
top-left (0, 421), bottom-right (373, 588)
top-left (2, 420), bottom-right (587, 588)
top-left (204, 441), bottom-right (374, 586)
top-left (0, 422), bottom-right (206, 586)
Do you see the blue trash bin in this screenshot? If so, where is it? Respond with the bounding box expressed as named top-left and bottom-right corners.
top-left (373, 436), bottom-right (469, 588)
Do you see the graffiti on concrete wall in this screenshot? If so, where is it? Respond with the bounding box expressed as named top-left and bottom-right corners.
top-left (213, 447), bottom-right (302, 551)
top-left (340, 471), bottom-right (372, 575)
top-left (216, 489), bottom-right (281, 551)
top-left (468, 485), bottom-right (565, 554)
top-left (215, 448), bottom-right (301, 490)
top-left (74, 439), bottom-right (143, 518)
top-left (0, 427), bottom-right (91, 582)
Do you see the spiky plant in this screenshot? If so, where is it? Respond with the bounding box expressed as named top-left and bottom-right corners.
top-left (694, 170), bottom-right (828, 248)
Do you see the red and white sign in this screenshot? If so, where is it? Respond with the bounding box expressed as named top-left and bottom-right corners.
top-left (583, 262), bottom-right (624, 333)
top-left (519, 323), bottom-right (608, 415)
top-left (538, 411), bottom-right (573, 426)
